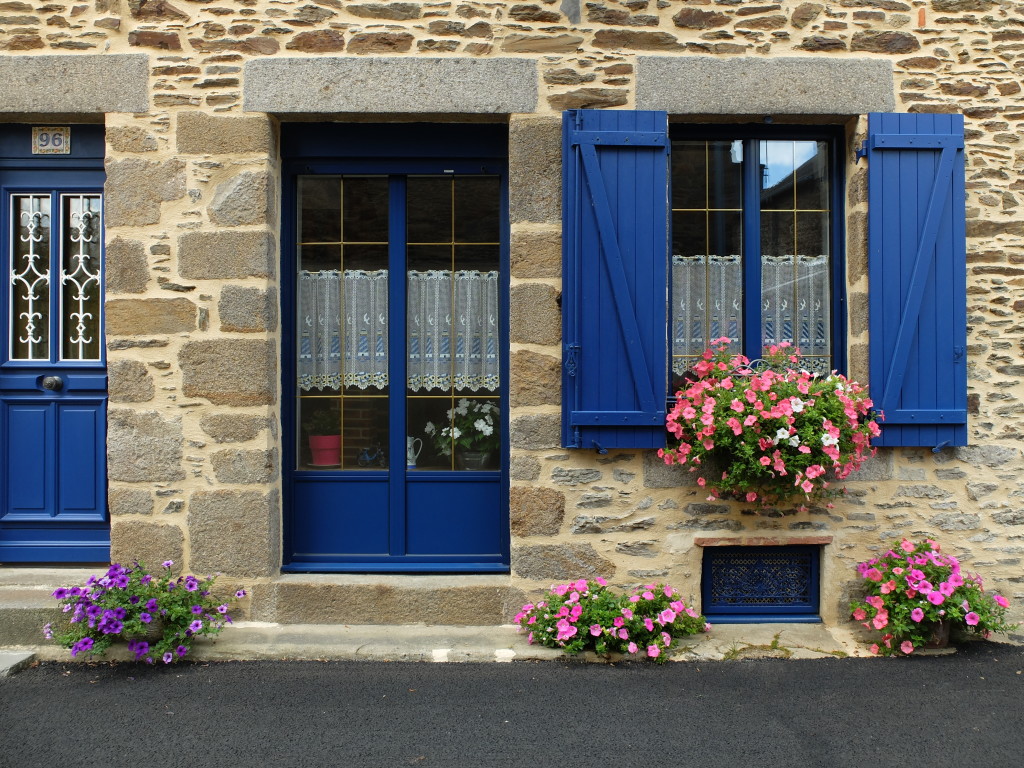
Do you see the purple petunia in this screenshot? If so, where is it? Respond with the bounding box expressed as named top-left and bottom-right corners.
top-left (163, 652), bottom-right (173, 664)
top-left (217, 604), bottom-right (228, 614)
top-left (52, 587), bottom-right (69, 600)
top-left (146, 598), bottom-right (158, 611)
top-left (176, 645), bottom-right (188, 658)
top-left (162, 560), bottom-right (173, 568)
top-left (184, 577), bottom-right (199, 593)
top-left (191, 605), bottom-right (203, 615)
top-left (129, 595), bottom-right (140, 605)
top-left (189, 619), bottom-right (203, 633)
top-left (140, 575), bottom-right (153, 586)
top-left (140, 612), bottom-right (152, 624)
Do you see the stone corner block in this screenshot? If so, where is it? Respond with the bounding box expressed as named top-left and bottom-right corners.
top-left (511, 543), bottom-right (615, 581)
top-left (110, 520), bottom-right (184, 570)
top-left (107, 409), bottom-right (185, 482)
top-left (211, 448), bottom-right (279, 485)
top-left (218, 285), bottom-right (278, 333)
top-left (176, 112), bottom-right (275, 155)
top-left (244, 57), bottom-right (537, 114)
top-left (509, 116), bottom-right (562, 225)
top-left (108, 359), bottom-right (156, 403)
top-left (104, 158), bottom-right (186, 228)
top-left (180, 339), bottom-right (277, 406)
top-left (510, 413), bottom-right (561, 451)
top-left (179, 231), bottom-right (276, 281)
top-left (199, 413), bottom-right (271, 443)
top-left (510, 486), bottom-right (566, 537)
top-left (106, 297), bottom-right (197, 336)
top-left (189, 490), bottom-right (280, 578)
top-left (510, 350), bottom-right (561, 408)
top-left (635, 56), bottom-right (895, 115)
top-left (105, 238), bottom-right (149, 294)
top-left (108, 486), bottom-right (154, 516)
top-left (511, 227), bottom-right (562, 279)
top-left (0, 54), bottom-right (148, 114)
top-left (209, 171), bottom-right (275, 228)
top-left (510, 283), bottom-right (560, 345)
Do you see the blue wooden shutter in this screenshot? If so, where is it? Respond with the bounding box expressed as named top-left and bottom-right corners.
top-left (866, 113), bottom-right (967, 448)
top-left (561, 109), bottom-right (669, 450)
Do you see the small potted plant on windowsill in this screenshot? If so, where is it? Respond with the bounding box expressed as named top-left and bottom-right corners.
top-left (659, 338), bottom-right (881, 509)
top-left (304, 403), bottom-right (341, 467)
top-left (424, 398), bottom-right (499, 470)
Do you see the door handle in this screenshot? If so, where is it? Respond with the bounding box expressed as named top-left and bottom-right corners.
top-left (41, 375), bottom-right (64, 391)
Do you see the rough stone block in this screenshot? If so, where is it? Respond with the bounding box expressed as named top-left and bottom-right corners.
top-left (104, 158), bottom-right (186, 227)
top-left (0, 54), bottom-right (148, 113)
top-left (510, 486), bottom-right (565, 537)
top-left (107, 125), bottom-right (158, 153)
top-left (211, 449), bottom-right (279, 484)
top-left (199, 413), bottom-right (271, 443)
top-left (501, 33), bottom-right (583, 52)
top-left (511, 227), bottom-right (561, 279)
top-left (110, 520), bottom-right (184, 571)
top-left (209, 171), bottom-right (274, 228)
top-left (510, 350), bottom-right (561, 407)
top-left (510, 454), bottom-right (541, 481)
top-left (643, 451), bottom-right (699, 488)
top-left (218, 285), bottom-right (278, 333)
top-left (510, 283), bottom-right (560, 345)
top-left (511, 543), bottom-right (615, 580)
top-left (108, 409), bottom-right (185, 482)
top-left (954, 445), bottom-right (1020, 468)
top-left (108, 359), bottom-right (155, 403)
top-left (547, 88), bottom-right (628, 111)
top-left (844, 450), bottom-right (893, 482)
top-left (105, 237), bottom-right (149, 294)
top-left (245, 58), bottom-right (537, 114)
top-left (551, 467), bottom-right (602, 486)
top-left (189, 490), bottom-right (279, 578)
top-left (177, 113), bottom-right (274, 155)
top-left (509, 116), bottom-right (561, 225)
top-left (635, 57), bottom-right (895, 115)
top-left (106, 298), bottom-right (196, 335)
top-left (510, 413), bottom-right (560, 450)
top-left (180, 339), bottom-right (277, 406)
top-left (108, 486), bottom-right (153, 516)
top-left (178, 231), bottom-right (275, 280)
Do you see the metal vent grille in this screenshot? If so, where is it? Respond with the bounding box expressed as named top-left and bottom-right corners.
top-left (701, 545), bottom-right (820, 621)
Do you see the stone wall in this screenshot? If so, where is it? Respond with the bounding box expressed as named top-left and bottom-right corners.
top-left (1, 0), bottom-right (1022, 629)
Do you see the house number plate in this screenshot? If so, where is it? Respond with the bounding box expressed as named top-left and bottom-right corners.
top-left (32, 126), bottom-right (71, 155)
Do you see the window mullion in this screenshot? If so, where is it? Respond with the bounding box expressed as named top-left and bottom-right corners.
top-left (741, 138), bottom-right (762, 362)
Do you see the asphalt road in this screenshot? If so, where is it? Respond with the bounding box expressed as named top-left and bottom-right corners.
top-left (2, 642), bottom-right (1023, 768)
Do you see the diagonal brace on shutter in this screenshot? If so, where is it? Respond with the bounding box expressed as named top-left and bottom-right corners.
top-left (577, 141), bottom-right (660, 417)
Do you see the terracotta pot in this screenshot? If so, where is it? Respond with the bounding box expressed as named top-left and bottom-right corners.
top-left (308, 434), bottom-right (341, 467)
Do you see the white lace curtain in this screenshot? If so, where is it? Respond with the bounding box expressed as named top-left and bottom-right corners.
top-left (298, 269), bottom-right (499, 392)
top-left (671, 254), bottom-right (829, 375)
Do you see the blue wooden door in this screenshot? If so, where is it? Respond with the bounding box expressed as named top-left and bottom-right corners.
top-left (281, 125), bottom-right (509, 572)
top-left (0, 126), bottom-right (108, 562)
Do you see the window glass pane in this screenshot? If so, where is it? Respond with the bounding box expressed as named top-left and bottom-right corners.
top-left (60, 194), bottom-right (102, 361)
top-left (671, 141), bottom-right (707, 210)
top-left (10, 194), bottom-right (51, 361)
top-left (707, 140), bottom-right (743, 209)
top-left (407, 176), bottom-right (452, 244)
top-left (342, 177), bottom-right (389, 243)
top-left (454, 177), bottom-right (500, 243)
top-left (760, 140), bottom-right (795, 207)
top-left (299, 177), bottom-right (341, 243)
top-left (794, 141), bottom-right (829, 211)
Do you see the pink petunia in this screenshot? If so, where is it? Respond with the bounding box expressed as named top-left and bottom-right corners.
top-left (866, 595), bottom-right (884, 609)
top-left (642, 591), bottom-right (655, 600)
top-left (872, 610), bottom-right (889, 630)
top-left (900, 540), bottom-right (915, 553)
top-left (901, 641), bottom-right (915, 654)
top-left (927, 591), bottom-right (945, 606)
top-left (939, 581), bottom-right (956, 597)
top-left (965, 612), bottom-right (980, 626)
top-left (628, 642), bottom-right (638, 654)
top-left (911, 607), bottom-right (924, 622)
top-left (644, 617), bottom-right (655, 632)
top-left (852, 607), bottom-right (866, 621)
top-left (994, 594), bottom-right (1009, 608)
top-left (869, 644), bottom-right (880, 655)
top-left (647, 645), bottom-right (660, 658)
top-left (590, 624), bottom-right (602, 636)
top-left (864, 568), bottom-right (883, 582)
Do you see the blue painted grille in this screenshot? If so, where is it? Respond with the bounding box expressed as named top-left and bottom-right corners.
top-left (702, 545), bottom-right (820, 621)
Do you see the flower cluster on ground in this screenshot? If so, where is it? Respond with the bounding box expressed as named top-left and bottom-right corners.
top-left (44, 560), bottom-right (243, 664)
top-left (425, 398), bottom-right (499, 455)
top-left (850, 538), bottom-right (1017, 656)
top-left (659, 339), bottom-right (880, 507)
top-left (513, 578), bottom-right (710, 662)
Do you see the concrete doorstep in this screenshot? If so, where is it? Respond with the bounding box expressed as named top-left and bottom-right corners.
top-left (2, 621), bottom-right (868, 673)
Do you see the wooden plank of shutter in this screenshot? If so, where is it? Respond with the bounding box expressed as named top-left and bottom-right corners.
top-left (867, 113), bottom-right (967, 448)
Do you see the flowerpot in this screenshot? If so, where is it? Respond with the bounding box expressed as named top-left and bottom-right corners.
top-left (456, 450), bottom-right (491, 471)
top-left (922, 620), bottom-right (951, 649)
top-left (308, 434), bottom-right (341, 467)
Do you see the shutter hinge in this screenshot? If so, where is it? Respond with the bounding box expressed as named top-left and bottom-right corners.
top-left (855, 140), bottom-right (868, 162)
top-left (953, 346), bottom-right (965, 362)
top-left (571, 427), bottom-right (582, 448)
top-left (565, 343), bottom-right (581, 377)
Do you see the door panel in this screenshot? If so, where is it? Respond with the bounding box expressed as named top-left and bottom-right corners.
top-left (286, 164), bottom-right (508, 571)
top-left (0, 139), bottom-right (108, 562)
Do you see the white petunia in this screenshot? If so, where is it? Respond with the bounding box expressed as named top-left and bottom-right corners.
top-left (790, 398), bottom-right (805, 413)
top-left (821, 433), bottom-right (839, 447)
top-left (774, 427), bottom-right (790, 444)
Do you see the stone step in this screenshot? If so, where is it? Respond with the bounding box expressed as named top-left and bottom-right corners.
top-left (0, 568), bottom-right (526, 646)
top-left (254, 573), bottom-right (525, 626)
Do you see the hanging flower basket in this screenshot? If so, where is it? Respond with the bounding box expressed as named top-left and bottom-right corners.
top-left (659, 339), bottom-right (881, 508)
